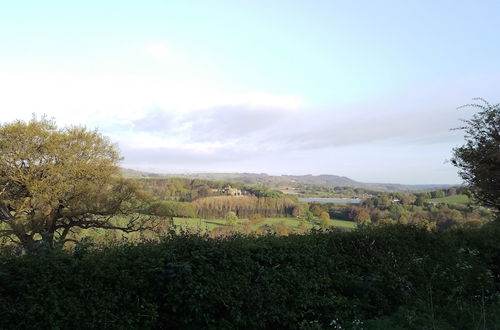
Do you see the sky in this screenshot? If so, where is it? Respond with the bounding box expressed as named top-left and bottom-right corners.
top-left (1, 1), bottom-right (499, 184)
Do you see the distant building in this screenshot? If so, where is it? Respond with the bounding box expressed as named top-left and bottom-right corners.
top-left (221, 185), bottom-right (242, 196)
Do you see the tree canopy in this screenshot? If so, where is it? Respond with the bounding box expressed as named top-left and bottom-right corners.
top-left (0, 117), bottom-right (159, 252)
top-left (451, 98), bottom-right (500, 217)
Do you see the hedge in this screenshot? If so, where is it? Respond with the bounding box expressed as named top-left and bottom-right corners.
top-left (0, 224), bottom-right (499, 329)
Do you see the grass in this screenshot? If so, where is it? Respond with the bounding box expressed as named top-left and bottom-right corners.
top-left (174, 217), bottom-right (226, 231)
top-left (330, 219), bottom-right (358, 229)
top-left (430, 194), bottom-right (471, 205)
top-left (173, 216), bottom-right (357, 232)
top-left (65, 216), bottom-right (357, 243)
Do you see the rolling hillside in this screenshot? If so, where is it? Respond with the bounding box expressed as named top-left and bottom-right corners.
top-left (122, 168), bottom-right (456, 192)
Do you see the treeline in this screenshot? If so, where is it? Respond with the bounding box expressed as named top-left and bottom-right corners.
top-left (293, 184), bottom-right (467, 200)
top-left (360, 187), bottom-right (467, 206)
top-left (135, 178), bottom-right (293, 219)
top-left (244, 186), bottom-right (284, 198)
top-left (1, 224), bottom-right (499, 329)
top-left (137, 179), bottom-right (492, 230)
top-left (294, 183), bottom-right (380, 198)
top-left (136, 178), bottom-right (284, 201)
top-left (419, 186), bottom-right (467, 198)
top-left (135, 177), bottom-right (235, 202)
top-left (148, 200), bottom-right (198, 218)
top-left (300, 190), bottom-right (492, 230)
top-left (345, 203), bottom-right (490, 229)
top-left (193, 195), bottom-right (297, 219)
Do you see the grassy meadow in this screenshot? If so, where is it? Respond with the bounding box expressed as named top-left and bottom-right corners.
top-left (173, 216), bottom-right (357, 232)
top-left (60, 216), bottom-right (357, 245)
top-left (430, 194), bottom-right (471, 205)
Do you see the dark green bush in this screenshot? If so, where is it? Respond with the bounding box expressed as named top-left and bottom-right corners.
top-left (0, 224), bottom-right (499, 329)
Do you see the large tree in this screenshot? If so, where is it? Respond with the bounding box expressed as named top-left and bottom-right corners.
top-left (451, 98), bottom-right (500, 217)
top-left (0, 117), bottom-right (160, 252)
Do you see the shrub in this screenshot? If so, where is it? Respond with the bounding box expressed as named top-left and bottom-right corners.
top-left (0, 224), bottom-right (499, 329)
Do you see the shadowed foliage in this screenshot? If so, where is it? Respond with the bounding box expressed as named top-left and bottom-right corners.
top-left (0, 224), bottom-right (499, 329)
top-left (452, 99), bottom-right (500, 218)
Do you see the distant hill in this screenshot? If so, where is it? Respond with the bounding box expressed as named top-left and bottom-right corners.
top-left (121, 168), bottom-right (456, 192)
top-left (281, 174), bottom-right (360, 187)
top-left (121, 168), bottom-right (164, 178)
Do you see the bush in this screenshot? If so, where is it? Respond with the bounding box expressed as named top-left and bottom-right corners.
top-left (225, 211), bottom-right (238, 226)
top-left (0, 224), bottom-right (499, 329)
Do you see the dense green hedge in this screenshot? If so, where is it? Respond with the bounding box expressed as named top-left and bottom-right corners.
top-left (1, 224), bottom-right (499, 329)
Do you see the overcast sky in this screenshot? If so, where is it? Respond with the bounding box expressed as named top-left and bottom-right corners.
top-left (1, 1), bottom-right (499, 184)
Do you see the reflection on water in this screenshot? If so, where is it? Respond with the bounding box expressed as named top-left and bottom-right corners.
top-left (298, 198), bottom-right (361, 204)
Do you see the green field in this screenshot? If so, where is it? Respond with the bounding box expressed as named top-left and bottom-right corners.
top-left (71, 216), bottom-right (357, 243)
top-left (430, 194), bottom-right (471, 205)
top-left (173, 216), bottom-right (357, 232)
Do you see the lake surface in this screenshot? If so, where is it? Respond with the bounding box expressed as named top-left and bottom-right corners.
top-left (298, 198), bottom-right (361, 204)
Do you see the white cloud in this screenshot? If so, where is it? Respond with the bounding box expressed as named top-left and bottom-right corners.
top-left (0, 67), bottom-right (303, 125)
top-left (0, 57), bottom-right (494, 183)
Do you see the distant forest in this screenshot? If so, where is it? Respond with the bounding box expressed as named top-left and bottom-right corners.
top-left (134, 177), bottom-right (491, 229)
top-left (122, 168), bottom-right (454, 193)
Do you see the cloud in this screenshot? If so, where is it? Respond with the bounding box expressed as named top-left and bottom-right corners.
top-left (0, 66), bottom-right (302, 129)
top-left (126, 86), bottom-right (468, 161)
top-left (181, 106), bottom-right (287, 141)
top-left (122, 144), bottom-right (263, 168)
top-left (0, 60), bottom-right (496, 182)
top-left (130, 104), bottom-right (295, 143)
top-left (132, 109), bottom-right (176, 132)
top-left (276, 105), bottom-right (464, 150)
top-left (103, 73), bottom-right (493, 184)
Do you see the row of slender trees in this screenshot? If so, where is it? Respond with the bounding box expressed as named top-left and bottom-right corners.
top-left (193, 195), bottom-right (297, 219)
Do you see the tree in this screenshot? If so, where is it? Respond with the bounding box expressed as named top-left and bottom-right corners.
top-left (414, 195), bottom-right (427, 206)
top-left (0, 117), bottom-right (159, 252)
top-left (447, 187), bottom-right (457, 196)
top-left (431, 190), bottom-right (445, 199)
top-left (297, 217), bottom-right (308, 231)
top-left (319, 211), bottom-right (330, 229)
top-left (303, 210), bottom-right (316, 222)
top-left (354, 209), bottom-right (371, 224)
top-left (225, 211), bottom-right (238, 226)
top-left (375, 195), bottom-right (391, 209)
top-left (451, 99), bottom-right (500, 216)
top-left (310, 203), bottom-right (325, 217)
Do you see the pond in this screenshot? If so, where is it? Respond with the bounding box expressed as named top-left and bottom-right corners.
top-left (298, 198), bottom-right (361, 204)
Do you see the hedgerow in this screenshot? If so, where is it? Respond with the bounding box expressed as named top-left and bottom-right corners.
top-left (0, 224), bottom-right (499, 329)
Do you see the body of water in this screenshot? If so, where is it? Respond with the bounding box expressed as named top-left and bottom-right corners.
top-left (298, 198), bottom-right (361, 204)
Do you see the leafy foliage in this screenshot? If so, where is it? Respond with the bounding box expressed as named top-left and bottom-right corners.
top-left (0, 225), bottom-right (499, 329)
top-left (451, 98), bottom-right (500, 216)
top-left (225, 211), bottom-right (238, 226)
top-left (319, 211), bottom-right (330, 228)
top-left (0, 117), bottom-right (161, 252)
top-left (244, 186), bottom-right (284, 198)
